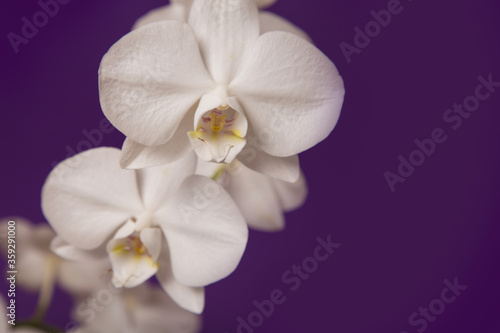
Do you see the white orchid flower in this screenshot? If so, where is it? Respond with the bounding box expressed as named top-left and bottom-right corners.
top-left (99, 0), bottom-right (344, 175)
top-left (0, 218), bottom-right (109, 300)
top-left (74, 284), bottom-right (201, 333)
top-left (0, 218), bottom-right (57, 292)
top-left (132, 0), bottom-right (310, 42)
top-left (196, 158), bottom-right (307, 231)
top-left (41, 147), bottom-right (247, 313)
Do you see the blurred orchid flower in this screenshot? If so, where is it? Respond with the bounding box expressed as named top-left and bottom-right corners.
top-left (99, 0), bottom-right (344, 171)
top-left (74, 284), bottom-right (201, 333)
top-left (42, 147), bottom-right (247, 313)
top-left (133, 0), bottom-right (310, 42)
top-left (0, 218), bottom-right (109, 300)
top-left (196, 158), bottom-right (307, 231)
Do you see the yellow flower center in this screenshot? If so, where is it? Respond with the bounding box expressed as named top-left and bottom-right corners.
top-left (113, 235), bottom-right (148, 256)
top-left (131, 236), bottom-right (147, 255)
top-left (210, 112), bottom-right (226, 132)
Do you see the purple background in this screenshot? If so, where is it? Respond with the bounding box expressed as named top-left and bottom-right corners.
top-left (1, 0), bottom-right (500, 332)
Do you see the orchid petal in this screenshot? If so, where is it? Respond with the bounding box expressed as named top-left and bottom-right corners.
top-left (0, 298), bottom-right (6, 332)
top-left (15, 248), bottom-right (48, 290)
top-left (237, 131), bottom-right (300, 182)
top-left (58, 260), bottom-right (110, 296)
top-left (132, 3), bottom-right (187, 30)
top-left (156, 246), bottom-right (205, 314)
top-left (226, 162), bottom-right (285, 231)
top-left (0, 219), bottom-right (56, 290)
top-left (74, 293), bottom-right (131, 333)
top-left (187, 131), bottom-right (212, 162)
top-left (135, 153), bottom-right (197, 212)
top-left (156, 175), bottom-right (248, 287)
top-left (259, 11), bottom-right (311, 42)
top-left (131, 284), bottom-right (202, 332)
top-left (227, 97), bottom-right (249, 134)
top-left (99, 21), bottom-right (215, 146)
top-left (188, 0), bottom-right (259, 84)
top-left (50, 237), bottom-right (107, 262)
top-left (0, 218), bottom-right (53, 253)
top-left (119, 107), bottom-right (195, 169)
top-left (120, 137), bottom-right (192, 170)
top-left (230, 31), bottom-right (344, 156)
top-left (42, 148), bottom-right (142, 250)
top-left (140, 227), bottom-right (163, 264)
top-left (194, 158), bottom-right (219, 178)
top-left (76, 283), bottom-right (201, 333)
top-left (272, 171), bottom-right (308, 212)
top-left (256, 0), bottom-right (277, 8)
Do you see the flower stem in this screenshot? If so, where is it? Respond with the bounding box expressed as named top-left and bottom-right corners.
top-left (15, 320), bottom-right (61, 332)
top-left (211, 165), bottom-right (226, 181)
top-left (32, 255), bottom-right (59, 322)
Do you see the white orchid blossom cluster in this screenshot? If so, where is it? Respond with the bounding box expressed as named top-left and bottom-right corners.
top-left (2, 0), bottom-right (344, 331)
top-left (0, 217), bottom-right (201, 333)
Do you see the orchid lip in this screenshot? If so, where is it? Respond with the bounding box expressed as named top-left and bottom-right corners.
top-left (188, 105), bottom-right (247, 163)
top-left (108, 229), bottom-right (160, 289)
top-left (112, 232), bottom-right (152, 258)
